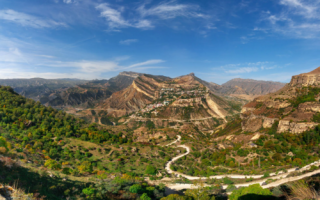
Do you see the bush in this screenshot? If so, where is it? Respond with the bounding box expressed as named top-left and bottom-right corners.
top-left (263, 172), bottom-right (270, 178)
top-left (140, 193), bottom-right (151, 200)
top-left (82, 187), bottom-right (95, 196)
top-left (223, 177), bottom-right (234, 185)
top-left (145, 165), bottom-right (157, 175)
top-left (226, 185), bottom-right (237, 193)
top-left (229, 184), bottom-right (273, 200)
top-left (129, 184), bottom-right (143, 194)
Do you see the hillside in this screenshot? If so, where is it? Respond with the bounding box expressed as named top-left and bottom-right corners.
top-left (97, 73), bottom-right (239, 131)
top-left (240, 67), bottom-right (320, 133)
top-left (2, 75), bottom-right (320, 200)
top-left (0, 85), bottom-right (175, 199)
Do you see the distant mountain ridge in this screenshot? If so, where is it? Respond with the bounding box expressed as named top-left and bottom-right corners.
top-left (0, 78), bottom-right (89, 102)
top-left (219, 78), bottom-right (286, 95)
top-left (44, 72), bottom-right (142, 107)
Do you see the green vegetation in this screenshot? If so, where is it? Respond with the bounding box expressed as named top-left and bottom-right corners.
top-left (229, 184), bottom-right (273, 200)
top-left (290, 87), bottom-right (320, 107)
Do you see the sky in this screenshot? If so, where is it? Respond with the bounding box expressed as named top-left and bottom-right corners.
top-left (1, 0), bottom-right (320, 84)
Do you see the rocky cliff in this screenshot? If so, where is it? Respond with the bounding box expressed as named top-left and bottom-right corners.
top-left (240, 67), bottom-right (320, 134)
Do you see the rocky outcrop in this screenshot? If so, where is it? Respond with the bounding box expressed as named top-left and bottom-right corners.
top-left (263, 118), bottom-right (277, 128)
top-left (298, 102), bottom-right (320, 112)
top-left (240, 67), bottom-right (320, 134)
top-left (290, 68), bottom-right (320, 87)
top-left (241, 113), bottom-right (278, 132)
top-left (277, 120), bottom-right (318, 134)
top-left (241, 115), bottom-right (263, 132)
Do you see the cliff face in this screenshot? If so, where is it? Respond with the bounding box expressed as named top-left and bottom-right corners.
top-left (98, 74), bottom-right (170, 117)
top-left (240, 67), bottom-right (320, 134)
top-left (290, 68), bottom-right (320, 87)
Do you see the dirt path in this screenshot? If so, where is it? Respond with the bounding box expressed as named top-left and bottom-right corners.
top-left (163, 139), bottom-right (320, 192)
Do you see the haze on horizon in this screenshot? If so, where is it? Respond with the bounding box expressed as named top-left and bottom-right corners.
top-left (0, 0), bottom-right (320, 84)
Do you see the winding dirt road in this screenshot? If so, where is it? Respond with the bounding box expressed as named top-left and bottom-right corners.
top-left (163, 135), bottom-right (320, 191)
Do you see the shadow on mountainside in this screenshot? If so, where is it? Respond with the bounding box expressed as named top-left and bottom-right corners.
top-left (238, 194), bottom-right (283, 200)
top-left (0, 158), bottom-right (89, 200)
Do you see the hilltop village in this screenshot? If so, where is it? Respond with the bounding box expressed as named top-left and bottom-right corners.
top-left (130, 86), bottom-right (208, 118)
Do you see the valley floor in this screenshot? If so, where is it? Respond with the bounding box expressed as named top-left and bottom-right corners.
top-left (156, 135), bottom-right (320, 195)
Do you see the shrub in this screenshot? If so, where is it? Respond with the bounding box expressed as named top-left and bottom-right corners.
top-left (263, 172), bottom-right (270, 178)
top-left (129, 184), bottom-right (143, 194)
top-left (223, 177), bottom-right (234, 185)
top-left (82, 187), bottom-right (95, 196)
top-left (226, 185), bottom-right (237, 193)
top-left (229, 184), bottom-right (272, 200)
top-left (272, 186), bottom-right (284, 197)
top-left (140, 193), bottom-right (151, 200)
top-left (145, 165), bottom-right (157, 175)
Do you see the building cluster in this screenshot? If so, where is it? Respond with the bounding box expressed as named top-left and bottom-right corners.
top-left (139, 100), bottom-right (170, 114)
top-left (160, 87), bottom-right (206, 99)
top-left (129, 86), bottom-right (208, 118)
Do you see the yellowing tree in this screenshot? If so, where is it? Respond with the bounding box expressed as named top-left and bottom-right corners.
top-left (44, 159), bottom-right (61, 170)
top-left (77, 161), bottom-right (92, 174)
top-left (184, 180), bottom-right (215, 200)
top-left (0, 136), bottom-right (9, 153)
top-left (0, 136), bottom-right (8, 149)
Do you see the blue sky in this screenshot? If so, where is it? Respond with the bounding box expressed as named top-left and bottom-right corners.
top-left (1, 0), bottom-right (320, 84)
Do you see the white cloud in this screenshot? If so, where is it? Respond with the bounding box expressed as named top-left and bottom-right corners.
top-left (63, 0), bottom-right (73, 4)
top-left (279, 0), bottom-right (317, 19)
top-left (225, 67), bottom-right (259, 74)
top-left (126, 59), bottom-right (165, 69)
top-left (137, 1), bottom-right (208, 19)
top-left (96, 1), bottom-right (208, 31)
top-left (0, 9), bottom-right (67, 28)
top-left (96, 3), bottom-right (153, 30)
top-left (216, 62), bottom-right (276, 74)
top-left (261, 0), bottom-right (320, 38)
top-left (119, 39), bottom-right (138, 45)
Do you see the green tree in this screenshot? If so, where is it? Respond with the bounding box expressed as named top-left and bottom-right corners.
top-left (129, 184), bottom-right (143, 194)
top-left (140, 193), bottom-right (151, 200)
top-left (82, 187), bottom-right (95, 197)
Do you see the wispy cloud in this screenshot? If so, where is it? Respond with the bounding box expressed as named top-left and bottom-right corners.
top-left (126, 59), bottom-right (165, 69)
top-left (63, 0), bottom-right (73, 4)
top-left (119, 39), bottom-right (138, 45)
top-left (215, 62), bottom-right (277, 74)
top-left (96, 1), bottom-right (209, 31)
top-left (0, 35), bottom-right (166, 79)
top-left (0, 9), bottom-right (67, 28)
top-left (259, 0), bottom-right (320, 38)
top-left (96, 3), bottom-right (153, 31)
top-left (225, 67), bottom-right (259, 74)
top-left (137, 1), bottom-right (208, 19)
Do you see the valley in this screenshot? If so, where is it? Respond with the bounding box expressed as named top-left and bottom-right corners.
top-left (2, 68), bottom-right (320, 200)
